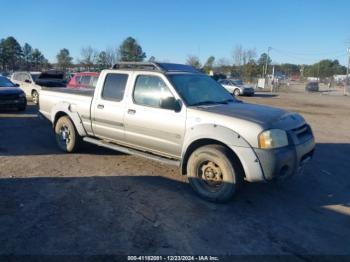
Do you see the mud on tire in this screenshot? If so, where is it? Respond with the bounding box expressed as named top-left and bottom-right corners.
top-left (187, 145), bottom-right (243, 203)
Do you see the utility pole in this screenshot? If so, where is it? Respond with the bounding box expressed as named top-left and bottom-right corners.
top-left (345, 47), bottom-right (350, 96)
top-left (264, 47), bottom-right (272, 77)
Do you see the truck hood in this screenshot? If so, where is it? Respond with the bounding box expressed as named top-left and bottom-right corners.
top-left (194, 102), bottom-right (305, 130)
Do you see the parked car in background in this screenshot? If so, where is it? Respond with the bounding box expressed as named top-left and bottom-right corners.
top-left (0, 76), bottom-right (27, 111)
top-left (305, 82), bottom-right (319, 92)
top-left (218, 79), bottom-right (255, 96)
top-left (39, 62), bottom-right (315, 202)
top-left (67, 72), bottom-right (99, 89)
top-left (11, 71), bottom-right (66, 104)
top-left (63, 72), bottom-right (75, 85)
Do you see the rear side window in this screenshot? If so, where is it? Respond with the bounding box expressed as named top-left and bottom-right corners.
top-left (23, 74), bottom-right (31, 82)
top-left (102, 73), bottom-right (128, 101)
top-left (12, 73), bottom-right (20, 81)
top-left (17, 73), bottom-right (25, 82)
top-left (91, 76), bottom-right (98, 88)
top-left (81, 76), bottom-right (91, 85)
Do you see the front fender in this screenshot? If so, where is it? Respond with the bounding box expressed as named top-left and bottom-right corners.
top-left (51, 102), bottom-right (87, 136)
top-left (181, 124), bottom-right (265, 182)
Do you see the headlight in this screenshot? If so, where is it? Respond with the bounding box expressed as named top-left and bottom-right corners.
top-left (258, 129), bottom-right (288, 149)
top-left (19, 93), bottom-right (26, 98)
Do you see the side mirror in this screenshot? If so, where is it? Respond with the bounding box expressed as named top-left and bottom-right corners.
top-left (24, 79), bottom-right (32, 84)
top-left (160, 97), bottom-right (182, 112)
top-left (14, 83), bottom-right (20, 87)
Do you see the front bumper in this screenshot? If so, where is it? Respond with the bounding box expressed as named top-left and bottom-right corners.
top-left (0, 98), bottom-right (26, 110)
top-left (241, 88), bottom-right (255, 96)
top-left (254, 136), bottom-right (315, 180)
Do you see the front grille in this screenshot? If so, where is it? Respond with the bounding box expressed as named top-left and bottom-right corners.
top-left (0, 94), bottom-right (19, 100)
top-left (292, 124), bottom-right (312, 142)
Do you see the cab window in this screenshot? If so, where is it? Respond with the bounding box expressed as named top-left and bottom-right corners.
top-left (133, 75), bottom-right (173, 108)
top-left (101, 73), bottom-right (128, 101)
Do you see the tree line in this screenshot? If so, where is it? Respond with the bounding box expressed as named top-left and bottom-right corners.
top-left (1, 36), bottom-right (347, 81)
top-left (50, 36), bottom-right (147, 72)
top-left (0, 36), bottom-right (146, 72)
top-left (0, 37), bottom-right (49, 72)
top-left (186, 45), bottom-right (347, 81)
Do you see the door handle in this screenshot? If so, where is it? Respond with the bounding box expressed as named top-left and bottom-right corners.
top-left (97, 104), bottom-right (104, 109)
top-left (128, 109), bottom-right (136, 115)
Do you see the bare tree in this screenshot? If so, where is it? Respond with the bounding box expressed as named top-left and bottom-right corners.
top-left (233, 45), bottom-right (243, 66)
top-left (186, 55), bottom-right (201, 69)
top-left (105, 46), bottom-right (117, 67)
top-left (216, 57), bottom-right (230, 67)
top-left (246, 49), bottom-right (257, 62)
top-left (79, 46), bottom-right (98, 70)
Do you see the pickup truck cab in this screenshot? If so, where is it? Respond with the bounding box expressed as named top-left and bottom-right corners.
top-left (39, 62), bottom-right (315, 202)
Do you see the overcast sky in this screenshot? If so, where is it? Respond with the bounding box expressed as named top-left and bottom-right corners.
top-left (1, 0), bottom-right (349, 65)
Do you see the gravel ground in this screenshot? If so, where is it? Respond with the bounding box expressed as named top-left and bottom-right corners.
top-left (0, 85), bottom-right (349, 256)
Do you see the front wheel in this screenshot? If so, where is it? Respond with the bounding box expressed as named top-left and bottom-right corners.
top-left (54, 116), bottom-right (81, 152)
top-left (233, 89), bottom-right (240, 96)
top-left (187, 145), bottom-right (243, 202)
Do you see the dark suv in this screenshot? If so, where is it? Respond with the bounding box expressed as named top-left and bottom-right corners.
top-left (305, 82), bottom-right (319, 92)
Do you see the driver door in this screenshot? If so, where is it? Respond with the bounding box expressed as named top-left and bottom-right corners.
top-left (124, 74), bottom-right (186, 158)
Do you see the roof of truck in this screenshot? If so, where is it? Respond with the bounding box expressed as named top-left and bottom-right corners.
top-left (112, 62), bottom-right (199, 74)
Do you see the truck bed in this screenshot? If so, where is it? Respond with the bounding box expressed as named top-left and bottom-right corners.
top-left (41, 87), bottom-right (95, 97)
top-left (39, 88), bottom-right (93, 124)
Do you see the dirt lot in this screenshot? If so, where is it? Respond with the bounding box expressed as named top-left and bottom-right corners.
top-left (0, 86), bottom-right (349, 256)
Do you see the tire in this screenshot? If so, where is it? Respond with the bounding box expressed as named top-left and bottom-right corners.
top-left (54, 116), bottom-right (81, 153)
top-left (233, 89), bottom-right (240, 96)
top-left (32, 90), bottom-right (39, 104)
top-left (187, 145), bottom-right (243, 203)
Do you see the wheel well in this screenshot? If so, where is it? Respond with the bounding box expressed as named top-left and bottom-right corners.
top-left (53, 111), bottom-right (68, 127)
top-left (31, 89), bottom-right (38, 95)
top-left (181, 138), bottom-right (245, 177)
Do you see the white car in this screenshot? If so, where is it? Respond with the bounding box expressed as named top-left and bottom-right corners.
top-left (11, 71), bottom-right (66, 104)
top-left (218, 79), bottom-right (255, 96)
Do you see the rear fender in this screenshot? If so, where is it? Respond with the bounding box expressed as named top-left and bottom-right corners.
top-left (51, 102), bottom-right (87, 136)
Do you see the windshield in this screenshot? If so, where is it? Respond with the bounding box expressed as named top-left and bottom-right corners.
top-left (167, 74), bottom-right (236, 106)
top-left (0, 76), bottom-right (16, 87)
top-left (31, 74), bottom-right (40, 81)
top-left (232, 80), bottom-right (243, 86)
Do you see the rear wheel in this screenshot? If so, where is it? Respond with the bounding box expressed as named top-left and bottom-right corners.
top-left (32, 90), bottom-right (39, 104)
top-left (54, 116), bottom-right (81, 152)
top-left (187, 145), bottom-right (243, 202)
top-left (233, 88), bottom-right (240, 96)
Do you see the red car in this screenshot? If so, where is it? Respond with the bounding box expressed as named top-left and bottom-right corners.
top-left (67, 72), bottom-right (99, 89)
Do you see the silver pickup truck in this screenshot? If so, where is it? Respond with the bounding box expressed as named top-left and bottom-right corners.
top-left (39, 62), bottom-right (315, 202)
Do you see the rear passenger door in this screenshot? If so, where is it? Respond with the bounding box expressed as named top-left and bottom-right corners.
top-left (91, 72), bottom-right (130, 142)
